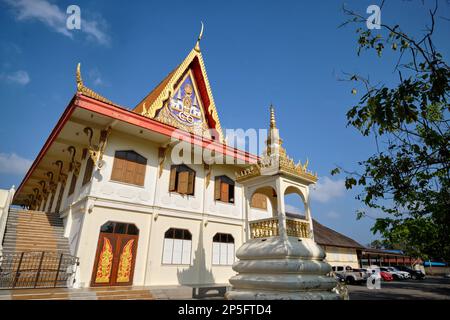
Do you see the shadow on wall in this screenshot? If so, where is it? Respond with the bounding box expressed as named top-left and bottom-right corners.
top-left (177, 222), bottom-right (215, 285)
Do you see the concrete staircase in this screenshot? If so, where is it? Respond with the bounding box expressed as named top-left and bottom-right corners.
top-left (1, 208), bottom-right (70, 255)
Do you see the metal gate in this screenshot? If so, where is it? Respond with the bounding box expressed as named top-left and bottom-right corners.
top-left (0, 251), bottom-right (79, 289)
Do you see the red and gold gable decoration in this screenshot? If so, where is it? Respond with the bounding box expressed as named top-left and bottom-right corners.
top-left (168, 72), bottom-right (203, 127)
top-left (133, 48), bottom-right (224, 142)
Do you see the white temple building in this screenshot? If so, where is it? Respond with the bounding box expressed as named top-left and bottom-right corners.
top-left (0, 35), bottom-right (347, 294)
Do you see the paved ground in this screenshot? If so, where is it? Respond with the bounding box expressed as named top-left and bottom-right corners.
top-left (1, 277), bottom-right (449, 300)
top-left (348, 276), bottom-right (450, 300)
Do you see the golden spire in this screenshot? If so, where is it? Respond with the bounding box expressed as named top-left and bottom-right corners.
top-left (76, 62), bottom-right (83, 91)
top-left (75, 62), bottom-right (119, 106)
top-left (194, 21), bottom-right (204, 52)
top-left (270, 104), bottom-right (276, 129)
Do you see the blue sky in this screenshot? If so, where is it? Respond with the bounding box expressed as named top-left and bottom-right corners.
top-left (0, 0), bottom-right (449, 245)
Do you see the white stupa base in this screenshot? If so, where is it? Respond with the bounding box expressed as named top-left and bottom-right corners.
top-left (226, 236), bottom-right (342, 300)
top-left (225, 289), bottom-right (341, 300)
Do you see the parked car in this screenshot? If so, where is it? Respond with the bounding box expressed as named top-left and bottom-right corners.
top-left (331, 265), bottom-right (369, 284)
top-left (366, 265), bottom-right (394, 281)
top-left (380, 271), bottom-right (394, 281)
top-left (385, 266), bottom-right (410, 279)
top-left (392, 265), bottom-right (425, 280)
top-left (380, 267), bottom-right (407, 280)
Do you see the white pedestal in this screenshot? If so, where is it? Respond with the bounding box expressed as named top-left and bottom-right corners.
top-left (226, 236), bottom-right (342, 300)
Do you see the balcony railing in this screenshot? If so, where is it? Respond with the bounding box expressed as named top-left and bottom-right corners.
top-left (249, 217), bottom-right (310, 239)
top-left (249, 218), bottom-right (279, 238)
top-left (286, 218), bottom-right (310, 238)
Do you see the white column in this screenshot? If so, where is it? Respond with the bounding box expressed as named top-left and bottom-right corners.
top-left (60, 171), bottom-right (74, 212)
top-left (44, 193), bottom-right (52, 212)
top-left (73, 156), bottom-right (88, 201)
top-left (50, 182), bottom-right (62, 213)
top-left (305, 187), bottom-right (315, 240)
top-left (39, 197), bottom-right (46, 211)
top-left (275, 178), bottom-right (287, 239)
top-left (243, 188), bottom-right (252, 241)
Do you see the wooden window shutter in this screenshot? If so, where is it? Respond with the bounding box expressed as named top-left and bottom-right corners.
top-left (214, 177), bottom-right (221, 200)
top-left (220, 182), bottom-right (229, 202)
top-left (187, 171), bottom-right (195, 195)
top-left (111, 157), bottom-right (125, 182)
top-left (169, 167), bottom-right (177, 191)
top-left (134, 162), bottom-right (146, 186)
top-left (111, 151), bottom-right (147, 186)
top-left (251, 193), bottom-right (267, 210)
top-left (177, 171), bottom-right (189, 194)
top-left (124, 160), bottom-right (135, 184)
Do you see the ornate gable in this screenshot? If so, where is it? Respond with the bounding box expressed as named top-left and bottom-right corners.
top-left (133, 42), bottom-right (224, 142)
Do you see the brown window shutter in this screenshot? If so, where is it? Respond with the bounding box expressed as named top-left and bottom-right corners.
top-left (251, 193), bottom-right (267, 210)
top-left (124, 160), bottom-right (135, 184)
top-left (220, 182), bottom-right (229, 202)
top-left (187, 171), bottom-right (195, 195)
top-left (177, 171), bottom-right (189, 194)
top-left (169, 167), bottom-right (177, 191)
top-left (111, 151), bottom-right (147, 186)
top-left (135, 162), bottom-right (146, 186)
top-left (111, 157), bottom-right (124, 182)
top-left (214, 177), bottom-right (221, 200)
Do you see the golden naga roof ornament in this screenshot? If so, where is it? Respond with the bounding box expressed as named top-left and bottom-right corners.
top-left (194, 21), bottom-right (204, 52)
top-left (76, 63), bottom-right (121, 107)
top-left (235, 105), bottom-right (318, 183)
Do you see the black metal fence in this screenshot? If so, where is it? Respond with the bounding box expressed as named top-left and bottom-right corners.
top-left (0, 251), bottom-right (79, 289)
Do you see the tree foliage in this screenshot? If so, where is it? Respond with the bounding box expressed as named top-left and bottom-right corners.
top-left (335, 3), bottom-right (450, 261)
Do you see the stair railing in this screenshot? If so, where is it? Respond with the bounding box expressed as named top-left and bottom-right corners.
top-left (0, 185), bottom-right (16, 256)
top-left (0, 251), bottom-right (79, 289)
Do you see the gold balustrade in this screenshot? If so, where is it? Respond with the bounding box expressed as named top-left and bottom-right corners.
top-left (249, 218), bottom-right (279, 238)
top-left (249, 217), bottom-right (310, 239)
top-left (286, 218), bottom-right (310, 238)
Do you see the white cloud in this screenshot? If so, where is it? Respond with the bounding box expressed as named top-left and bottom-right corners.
top-left (0, 70), bottom-right (30, 85)
top-left (88, 68), bottom-right (105, 86)
top-left (326, 211), bottom-right (340, 219)
top-left (285, 204), bottom-right (304, 215)
top-left (310, 176), bottom-right (346, 203)
top-left (3, 0), bottom-right (110, 46)
top-left (0, 153), bottom-right (32, 175)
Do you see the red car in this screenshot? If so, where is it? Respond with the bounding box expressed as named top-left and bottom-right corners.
top-left (380, 271), bottom-right (394, 281)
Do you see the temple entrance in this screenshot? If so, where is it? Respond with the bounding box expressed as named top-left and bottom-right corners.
top-left (91, 221), bottom-right (139, 287)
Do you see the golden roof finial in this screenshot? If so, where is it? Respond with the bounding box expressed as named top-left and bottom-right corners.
top-left (270, 104), bottom-right (276, 129)
top-left (75, 62), bottom-right (119, 107)
top-left (194, 21), bottom-right (204, 52)
top-left (76, 62), bottom-right (83, 91)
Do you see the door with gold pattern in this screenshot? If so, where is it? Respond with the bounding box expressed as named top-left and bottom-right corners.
top-left (91, 222), bottom-right (139, 287)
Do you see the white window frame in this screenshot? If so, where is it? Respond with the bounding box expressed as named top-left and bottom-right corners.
top-left (162, 228), bottom-right (192, 265)
top-left (212, 233), bottom-right (235, 266)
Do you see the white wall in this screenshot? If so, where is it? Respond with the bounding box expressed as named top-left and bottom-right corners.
top-left (89, 132), bottom-right (159, 207)
top-left (74, 205), bottom-right (152, 287)
top-left (59, 130), bottom-right (253, 287)
top-left (145, 214), bottom-right (242, 286)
